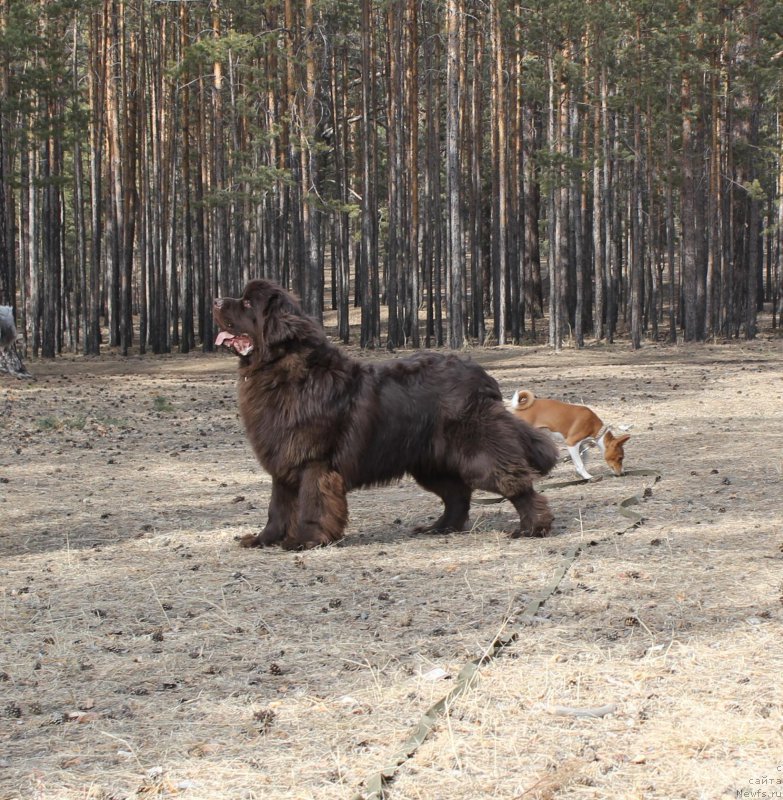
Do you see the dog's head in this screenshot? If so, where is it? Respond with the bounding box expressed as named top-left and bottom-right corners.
top-left (603, 431), bottom-right (630, 475)
top-left (213, 279), bottom-right (317, 362)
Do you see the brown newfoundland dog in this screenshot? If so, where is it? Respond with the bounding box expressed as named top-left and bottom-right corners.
top-left (213, 279), bottom-right (558, 550)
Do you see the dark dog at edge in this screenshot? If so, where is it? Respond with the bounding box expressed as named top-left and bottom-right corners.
top-left (213, 279), bottom-right (558, 550)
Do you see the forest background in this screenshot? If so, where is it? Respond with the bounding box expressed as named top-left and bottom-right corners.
top-left (0, 0), bottom-right (782, 359)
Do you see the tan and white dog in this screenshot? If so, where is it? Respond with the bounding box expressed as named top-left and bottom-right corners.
top-left (510, 389), bottom-right (630, 480)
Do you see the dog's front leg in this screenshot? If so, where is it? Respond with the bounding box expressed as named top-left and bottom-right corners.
top-left (567, 444), bottom-right (593, 480)
top-left (241, 478), bottom-right (297, 547)
top-left (260, 479), bottom-right (298, 544)
top-left (281, 462), bottom-right (348, 550)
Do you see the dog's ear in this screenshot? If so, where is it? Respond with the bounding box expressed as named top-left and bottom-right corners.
top-left (614, 433), bottom-right (631, 446)
top-left (262, 289), bottom-right (313, 349)
top-left (240, 281), bottom-right (270, 319)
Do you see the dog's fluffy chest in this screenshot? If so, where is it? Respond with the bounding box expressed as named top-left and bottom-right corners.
top-left (236, 362), bottom-right (355, 477)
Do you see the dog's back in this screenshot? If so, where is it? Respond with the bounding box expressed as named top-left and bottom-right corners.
top-left (511, 389), bottom-right (603, 446)
top-left (355, 355), bottom-right (558, 485)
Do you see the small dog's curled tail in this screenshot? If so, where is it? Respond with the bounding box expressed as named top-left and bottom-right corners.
top-left (511, 389), bottom-right (536, 410)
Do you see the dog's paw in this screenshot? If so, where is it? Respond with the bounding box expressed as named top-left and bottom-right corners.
top-left (511, 527), bottom-right (549, 539)
top-left (414, 522), bottom-right (457, 535)
top-left (280, 530), bottom-right (337, 550)
top-left (258, 526), bottom-right (286, 546)
top-left (238, 533), bottom-right (264, 548)
top-left (512, 514), bottom-right (553, 539)
top-left (414, 514), bottom-right (469, 534)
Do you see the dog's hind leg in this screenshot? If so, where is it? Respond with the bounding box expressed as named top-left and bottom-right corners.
top-left (462, 458), bottom-right (554, 538)
top-left (508, 488), bottom-right (554, 538)
top-left (429, 405), bottom-right (556, 539)
top-left (281, 462), bottom-right (348, 550)
top-left (411, 474), bottom-right (472, 533)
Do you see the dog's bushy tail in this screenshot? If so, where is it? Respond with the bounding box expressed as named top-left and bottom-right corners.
top-left (522, 422), bottom-right (559, 476)
top-left (511, 389), bottom-right (536, 410)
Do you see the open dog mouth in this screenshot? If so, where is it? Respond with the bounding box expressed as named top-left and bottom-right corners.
top-left (215, 330), bottom-right (254, 356)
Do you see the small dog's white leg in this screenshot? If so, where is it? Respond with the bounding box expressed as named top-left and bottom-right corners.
top-left (567, 444), bottom-right (592, 480)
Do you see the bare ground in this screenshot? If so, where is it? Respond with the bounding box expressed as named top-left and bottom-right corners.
top-left (1, 335), bottom-right (782, 800)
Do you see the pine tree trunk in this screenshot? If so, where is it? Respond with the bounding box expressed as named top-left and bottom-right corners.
top-left (680, 7), bottom-right (700, 341)
top-left (359, 0), bottom-right (379, 347)
top-left (592, 65), bottom-right (605, 341)
top-left (490, 0), bottom-right (506, 345)
top-left (630, 99), bottom-right (643, 350)
top-left (405, 0), bottom-right (420, 347)
top-left (445, 0), bottom-right (464, 348)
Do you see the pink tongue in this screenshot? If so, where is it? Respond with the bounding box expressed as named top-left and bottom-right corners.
top-left (216, 330), bottom-right (253, 356)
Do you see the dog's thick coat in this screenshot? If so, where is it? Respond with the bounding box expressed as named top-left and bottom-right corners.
top-left (214, 280), bottom-right (558, 549)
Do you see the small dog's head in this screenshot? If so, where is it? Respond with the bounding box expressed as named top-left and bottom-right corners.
top-left (603, 431), bottom-right (630, 475)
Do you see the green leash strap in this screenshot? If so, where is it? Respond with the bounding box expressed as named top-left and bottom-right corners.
top-left (352, 469), bottom-right (661, 799)
top-left (351, 543), bottom-right (582, 800)
top-left (612, 468), bottom-right (661, 533)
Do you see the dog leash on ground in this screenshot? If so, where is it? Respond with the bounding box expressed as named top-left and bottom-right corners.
top-left (610, 468), bottom-right (661, 531)
top-left (351, 541), bottom-right (583, 800)
top-left (352, 467), bottom-right (661, 800)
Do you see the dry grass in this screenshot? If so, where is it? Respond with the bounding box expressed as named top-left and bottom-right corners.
top-left (1, 336), bottom-right (782, 800)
